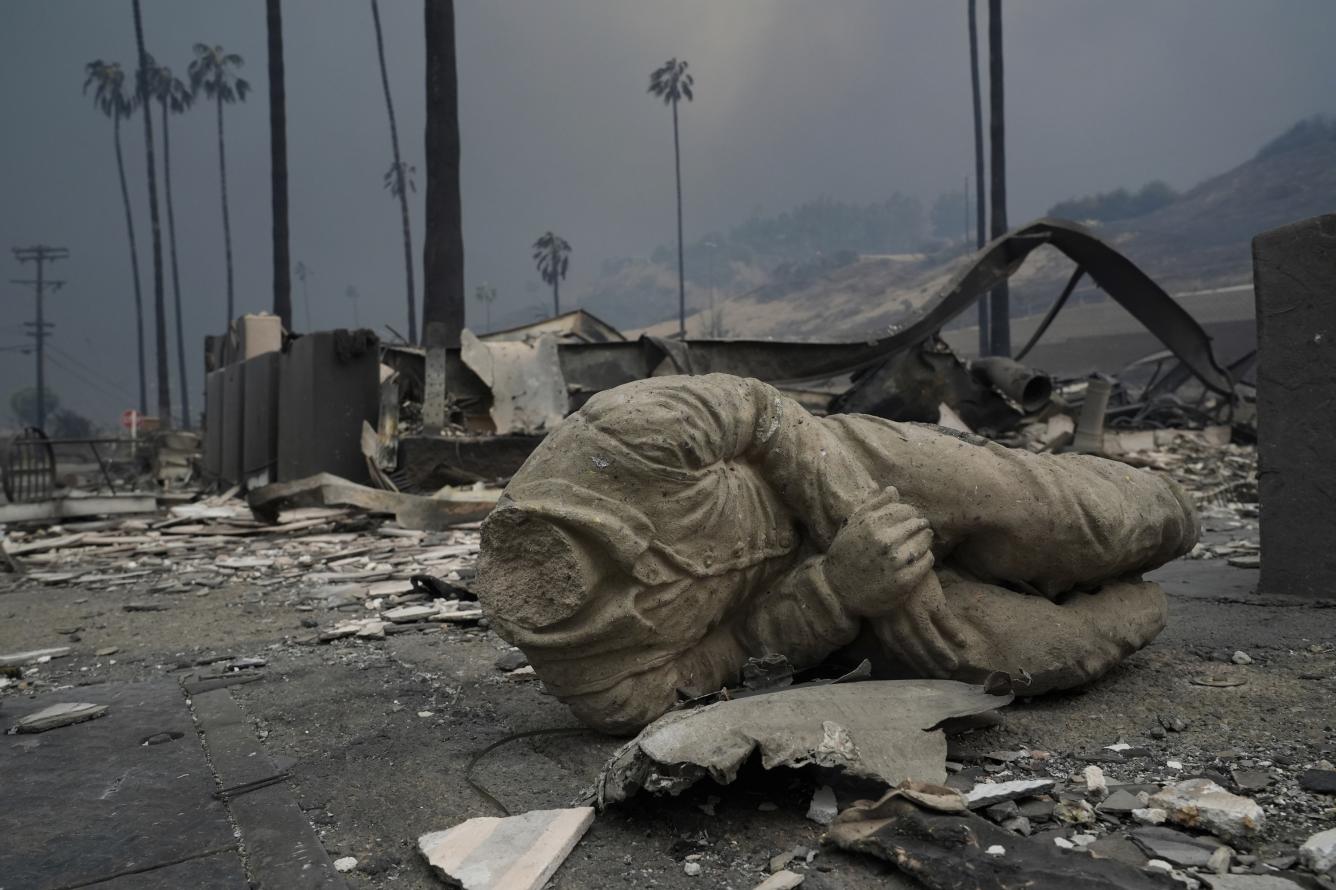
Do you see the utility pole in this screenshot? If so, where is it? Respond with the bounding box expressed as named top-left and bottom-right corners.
top-left (11, 245), bottom-right (69, 430)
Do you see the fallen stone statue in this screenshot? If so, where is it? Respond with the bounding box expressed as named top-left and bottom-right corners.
top-left (477, 374), bottom-right (1198, 734)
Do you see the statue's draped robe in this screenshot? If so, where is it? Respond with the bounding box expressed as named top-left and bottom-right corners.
top-left (478, 375), bottom-right (1198, 733)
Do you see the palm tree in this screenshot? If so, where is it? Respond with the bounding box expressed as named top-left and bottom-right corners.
top-left (967, 0), bottom-right (989, 356)
top-left (423, 0), bottom-right (464, 352)
top-left (188, 43), bottom-right (250, 327)
top-left (371, 0), bottom-right (417, 345)
top-left (987, 0), bottom-right (1010, 356)
top-left (474, 282), bottom-right (497, 332)
top-left (266, 0), bottom-right (293, 331)
top-left (648, 58), bottom-right (694, 338)
top-left (131, 0), bottom-right (172, 427)
top-left (346, 285), bottom-right (361, 327)
top-left (83, 59), bottom-right (147, 415)
top-left (531, 232), bottom-right (571, 316)
top-left (144, 56), bottom-right (193, 428)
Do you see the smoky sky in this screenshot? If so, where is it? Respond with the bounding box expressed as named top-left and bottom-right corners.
top-left (2, 0), bottom-right (1334, 423)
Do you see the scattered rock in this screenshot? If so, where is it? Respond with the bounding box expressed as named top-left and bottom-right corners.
top-left (983, 800), bottom-right (1019, 823)
top-left (1231, 650), bottom-right (1253, 665)
top-left (753, 870), bottom-right (804, 889)
top-left (333, 857), bottom-right (358, 873)
top-left (1099, 789), bottom-right (1143, 814)
top-left (1230, 769), bottom-right (1273, 792)
top-left (1297, 769), bottom-right (1336, 795)
top-left (683, 861), bottom-right (702, 877)
top-left (95, 647), bottom-right (119, 657)
top-left (9, 702), bottom-right (109, 734)
top-left (495, 649), bottom-right (529, 672)
top-left (1299, 826), bottom-right (1336, 874)
top-left (1087, 836), bottom-right (1148, 868)
top-left (1000, 816), bottom-right (1032, 836)
top-left (1083, 765), bottom-right (1108, 800)
top-left (1016, 798), bottom-right (1056, 822)
top-left (1132, 807), bottom-right (1168, 825)
top-left (1129, 826), bottom-right (1228, 868)
top-left (1206, 845), bottom-right (1231, 875)
top-left (806, 785), bottom-right (838, 826)
top-left (1054, 799), bottom-right (1096, 825)
top-left (1148, 779), bottom-right (1264, 841)
top-left (965, 778), bottom-right (1056, 809)
top-left (417, 807), bottom-right (594, 890)
top-left (1158, 714), bottom-right (1189, 733)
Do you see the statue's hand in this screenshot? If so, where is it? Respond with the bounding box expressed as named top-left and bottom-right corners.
top-left (825, 487), bottom-right (936, 611)
top-left (825, 487), bottom-right (967, 675)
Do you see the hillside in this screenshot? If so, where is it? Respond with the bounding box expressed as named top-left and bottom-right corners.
top-left (627, 119), bottom-right (1336, 341)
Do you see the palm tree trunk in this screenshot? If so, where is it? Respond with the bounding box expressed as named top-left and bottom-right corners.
top-left (132, 0), bottom-right (172, 427)
top-left (372, 0), bottom-right (418, 345)
top-left (267, 0), bottom-right (293, 331)
top-left (968, 0), bottom-right (990, 356)
top-left (217, 94), bottom-right (235, 327)
top-left (423, 0), bottom-right (464, 350)
top-left (113, 114), bottom-right (148, 415)
top-left (553, 274), bottom-right (560, 316)
top-left (672, 97), bottom-right (685, 338)
top-left (161, 98), bottom-right (191, 429)
top-left (987, 0), bottom-right (1010, 357)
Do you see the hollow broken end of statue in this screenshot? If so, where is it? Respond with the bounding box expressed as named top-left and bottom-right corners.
top-left (476, 373), bottom-right (1199, 735)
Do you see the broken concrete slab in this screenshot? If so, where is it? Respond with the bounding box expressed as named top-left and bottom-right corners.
top-left (1148, 778), bottom-right (1265, 841)
top-left (10, 701), bottom-right (109, 733)
top-left (0, 493), bottom-right (158, 525)
top-left (594, 681), bottom-right (1011, 807)
top-left (416, 806), bottom-right (594, 890)
top-left (250, 473), bottom-right (500, 531)
top-left (0, 646), bottom-right (72, 667)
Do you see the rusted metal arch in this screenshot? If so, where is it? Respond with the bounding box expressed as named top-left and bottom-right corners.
top-left (622, 218), bottom-right (1233, 395)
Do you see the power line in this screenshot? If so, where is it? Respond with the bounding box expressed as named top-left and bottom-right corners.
top-left (46, 343), bottom-right (138, 403)
top-left (11, 244), bottom-right (69, 428)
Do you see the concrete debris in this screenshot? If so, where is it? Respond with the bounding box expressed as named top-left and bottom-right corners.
top-left (9, 702), bottom-right (109, 733)
top-left (1298, 826), bottom-right (1336, 873)
top-left (1232, 650), bottom-right (1254, 665)
top-left (1149, 779), bottom-right (1265, 841)
top-left (0, 647), bottom-right (72, 668)
top-left (682, 861), bottom-right (702, 876)
top-left (595, 681), bottom-right (1011, 807)
top-left (829, 789), bottom-right (1167, 889)
top-left (333, 856), bottom-right (358, 873)
top-left (752, 870), bottom-right (804, 890)
top-left (249, 473), bottom-right (499, 531)
top-left (1129, 826), bottom-right (1229, 868)
top-left (416, 806), bottom-right (593, 890)
top-left (805, 785), bottom-right (838, 825)
top-left (460, 329), bottom-right (568, 435)
top-left (966, 778), bottom-right (1058, 809)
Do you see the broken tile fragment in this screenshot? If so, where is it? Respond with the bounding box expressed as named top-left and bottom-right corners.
top-left (1148, 779), bottom-right (1263, 841)
top-left (10, 702), bottom-right (109, 733)
top-left (417, 806), bottom-right (593, 890)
